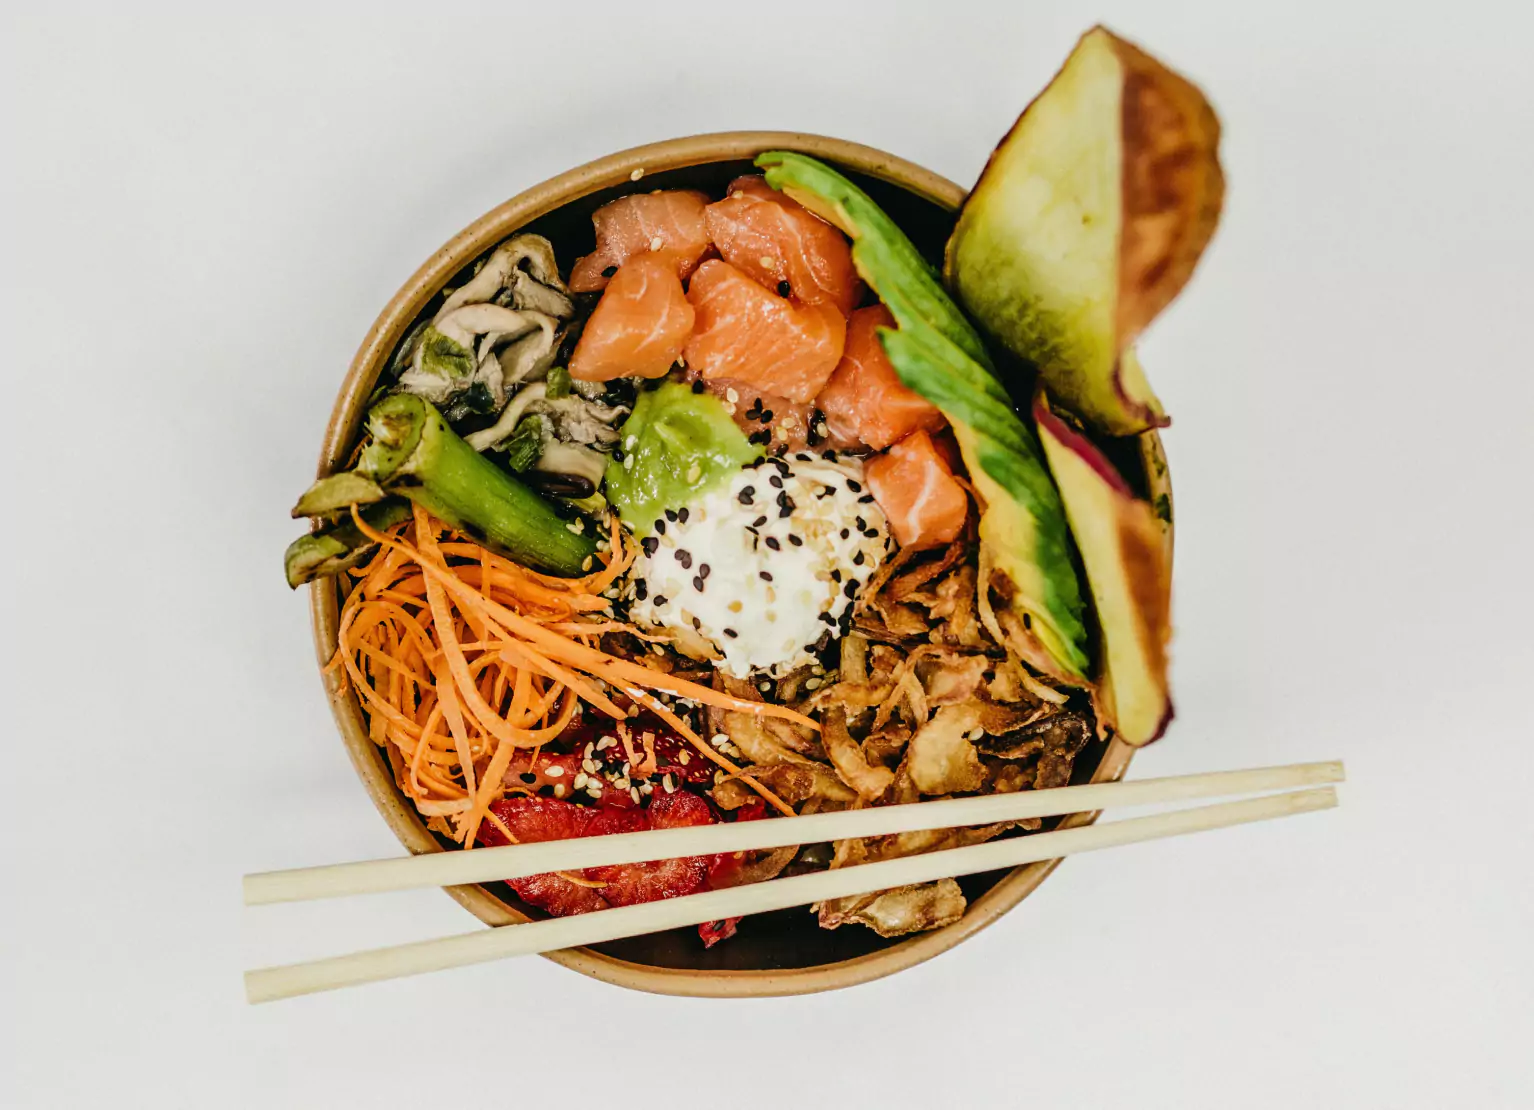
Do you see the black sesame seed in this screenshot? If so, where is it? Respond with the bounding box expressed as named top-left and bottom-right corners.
top-left (653, 595), bottom-right (668, 607)
top-left (818, 612), bottom-right (837, 626)
top-left (844, 579), bottom-right (858, 599)
top-left (853, 551), bottom-right (865, 566)
top-left (699, 564), bottom-right (711, 579)
top-left (831, 569), bottom-right (842, 582)
top-left (777, 280), bottom-right (791, 296)
top-left (854, 516), bottom-right (866, 531)
top-left (520, 772), bottom-right (539, 784)
top-left (692, 575), bottom-right (705, 591)
top-left (778, 491), bottom-right (795, 510)
top-left (759, 571), bottom-right (773, 582)
top-left (634, 579), bottom-right (648, 600)
top-left (692, 616), bottom-right (702, 630)
top-left (771, 457), bottom-right (791, 474)
top-left (858, 494), bottom-right (876, 503)
top-left (724, 628), bottom-right (738, 638)
top-left (665, 508), bottom-right (678, 522)
top-left (676, 550), bottom-right (692, 569)
top-left (821, 450), bottom-right (838, 461)
top-left (641, 537), bottom-right (659, 556)
top-left (753, 515), bottom-right (768, 527)
top-left (748, 429), bottom-right (771, 445)
top-left (612, 447), bottom-right (625, 462)
top-left (691, 379), bottom-right (706, 394)
top-left (601, 265), bottom-right (618, 278)
top-left (788, 534), bottom-right (803, 547)
top-left (655, 518), bottom-right (667, 535)
top-left (677, 507), bottom-right (689, 523)
top-left (769, 475), bottom-right (783, 489)
top-left (765, 537), bottom-right (781, 551)
top-left (759, 409), bottom-right (774, 423)
top-left (737, 487), bottom-right (755, 505)
top-left (847, 479), bottom-right (862, 493)
top-left (839, 528), bottom-right (850, 540)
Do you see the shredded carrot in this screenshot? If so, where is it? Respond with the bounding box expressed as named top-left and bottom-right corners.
top-left (334, 505), bottom-right (794, 843)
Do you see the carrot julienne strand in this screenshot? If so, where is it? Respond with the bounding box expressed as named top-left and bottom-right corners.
top-left (332, 506), bottom-right (794, 841)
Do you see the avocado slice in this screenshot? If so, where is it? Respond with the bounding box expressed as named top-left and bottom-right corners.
top-left (944, 26), bottom-right (1224, 436)
top-left (1034, 396), bottom-right (1172, 744)
top-left (757, 151), bottom-right (1090, 681)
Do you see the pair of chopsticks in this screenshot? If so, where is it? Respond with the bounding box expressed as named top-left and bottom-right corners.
top-left (243, 760), bottom-right (1342, 1003)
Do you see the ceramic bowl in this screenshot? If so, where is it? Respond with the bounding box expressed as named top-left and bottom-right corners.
top-left (310, 131), bottom-right (1168, 997)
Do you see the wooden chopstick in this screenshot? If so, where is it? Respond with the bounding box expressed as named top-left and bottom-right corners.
top-left (245, 785), bottom-right (1338, 1003)
top-left (244, 760), bottom-right (1344, 906)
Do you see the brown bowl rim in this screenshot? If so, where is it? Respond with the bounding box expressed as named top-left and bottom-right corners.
top-left (309, 130), bottom-right (1166, 998)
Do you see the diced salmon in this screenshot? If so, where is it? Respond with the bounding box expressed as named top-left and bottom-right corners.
top-left (816, 305), bottom-right (947, 450)
top-left (684, 374), bottom-right (861, 453)
top-left (568, 190), bottom-right (713, 292)
top-left (704, 176), bottom-right (860, 314)
top-left (683, 260), bottom-right (846, 403)
top-left (568, 255), bottom-right (694, 382)
top-left (865, 429), bottom-right (969, 550)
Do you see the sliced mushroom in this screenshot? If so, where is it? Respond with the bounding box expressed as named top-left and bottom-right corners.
top-left (502, 269), bottom-right (575, 319)
top-left (464, 382), bottom-right (549, 452)
top-left (400, 308), bottom-right (557, 410)
top-left (434, 235), bottom-right (569, 323)
top-left (535, 440), bottom-right (607, 488)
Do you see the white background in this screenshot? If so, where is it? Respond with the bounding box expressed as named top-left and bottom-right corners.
top-left (3, 2), bottom-right (1531, 1106)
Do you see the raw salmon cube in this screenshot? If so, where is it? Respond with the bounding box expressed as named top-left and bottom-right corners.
top-left (704, 176), bottom-right (861, 315)
top-left (866, 429), bottom-right (969, 550)
top-left (683, 260), bottom-right (846, 404)
top-left (816, 305), bottom-right (947, 450)
top-left (569, 255), bottom-right (695, 381)
top-left (568, 190), bottom-right (713, 292)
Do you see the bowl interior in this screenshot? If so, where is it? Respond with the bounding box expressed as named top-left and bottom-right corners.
top-left (316, 138), bottom-right (1150, 993)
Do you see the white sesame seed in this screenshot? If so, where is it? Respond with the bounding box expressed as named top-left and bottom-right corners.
top-left (630, 787), bottom-right (642, 803)
top-left (662, 774), bottom-right (676, 792)
top-left (677, 751), bottom-right (691, 765)
top-left (545, 766), bottom-right (565, 778)
top-left (758, 255), bottom-right (775, 269)
top-left (725, 388), bottom-right (739, 403)
top-left (553, 784), bottom-right (566, 798)
top-left (573, 772), bottom-right (589, 790)
top-left (650, 236), bottom-right (664, 251)
top-left (711, 733), bottom-right (730, 747)
top-left (630, 167), bottom-right (645, 181)
top-left (623, 454), bottom-right (634, 471)
top-left (582, 758), bottom-right (598, 774)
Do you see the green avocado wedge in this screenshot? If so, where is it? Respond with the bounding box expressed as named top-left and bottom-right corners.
top-left (757, 151), bottom-right (1090, 681)
top-left (605, 382), bottom-right (760, 537)
top-left (1035, 396), bottom-right (1172, 744)
top-left (944, 26), bottom-right (1224, 436)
